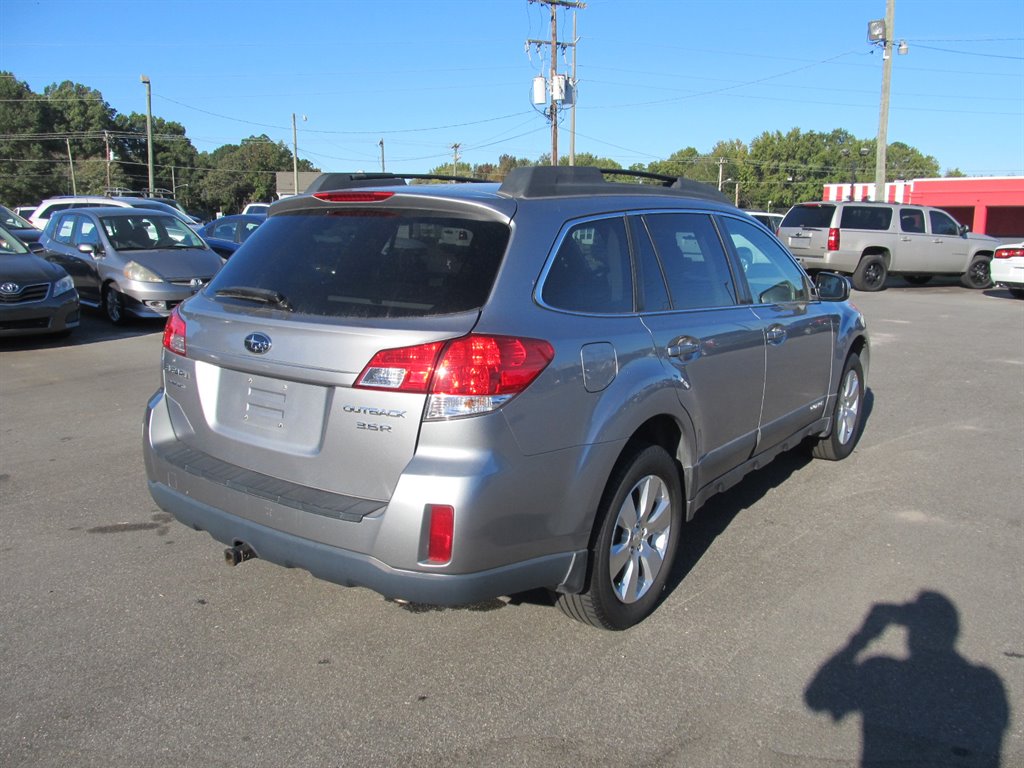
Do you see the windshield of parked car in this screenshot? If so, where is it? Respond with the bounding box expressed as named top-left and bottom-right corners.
top-left (0, 224), bottom-right (31, 254)
top-left (208, 209), bottom-right (510, 318)
top-left (101, 214), bottom-right (206, 251)
top-left (0, 205), bottom-right (34, 230)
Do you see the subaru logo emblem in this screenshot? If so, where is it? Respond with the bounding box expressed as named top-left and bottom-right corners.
top-left (0, 282), bottom-right (19, 296)
top-left (244, 332), bottom-right (272, 354)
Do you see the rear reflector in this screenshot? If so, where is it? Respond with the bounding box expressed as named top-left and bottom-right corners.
top-left (426, 505), bottom-right (454, 564)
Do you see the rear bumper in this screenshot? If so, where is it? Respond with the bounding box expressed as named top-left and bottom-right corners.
top-left (143, 387), bottom-right (591, 604)
top-left (148, 480), bottom-right (585, 605)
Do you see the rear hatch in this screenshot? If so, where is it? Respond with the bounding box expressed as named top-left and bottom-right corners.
top-left (779, 203), bottom-right (835, 254)
top-left (163, 192), bottom-right (513, 502)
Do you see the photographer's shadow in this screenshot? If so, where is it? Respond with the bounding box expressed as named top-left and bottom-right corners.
top-left (805, 591), bottom-right (1009, 766)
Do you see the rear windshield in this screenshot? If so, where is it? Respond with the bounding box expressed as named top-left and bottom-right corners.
top-left (840, 206), bottom-right (892, 231)
top-left (781, 204), bottom-right (835, 229)
top-left (207, 209), bottom-right (509, 318)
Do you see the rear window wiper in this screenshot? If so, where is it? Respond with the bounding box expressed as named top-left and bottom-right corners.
top-left (214, 286), bottom-right (293, 311)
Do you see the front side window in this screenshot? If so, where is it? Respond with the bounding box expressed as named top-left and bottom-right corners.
top-left (930, 210), bottom-right (961, 236)
top-left (643, 213), bottom-right (736, 310)
top-left (209, 209), bottom-right (509, 319)
top-left (718, 216), bottom-right (809, 304)
top-left (72, 217), bottom-right (100, 247)
top-left (542, 216), bottom-right (633, 314)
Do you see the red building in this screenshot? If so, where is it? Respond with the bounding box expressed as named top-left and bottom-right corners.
top-left (822, 176), bottom-right (1024, 238)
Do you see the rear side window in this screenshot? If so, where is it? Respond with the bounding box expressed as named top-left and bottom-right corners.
top-left (643, 213), bottom-right (736, 310)
top-left (781, 204), bottom-right (835, 229)
top-left (542, 217), bottom-right (634, 314)
top-left (840, 206), bottom-right (892, 231)
top-left (209, 209), bottom-right (509, 319)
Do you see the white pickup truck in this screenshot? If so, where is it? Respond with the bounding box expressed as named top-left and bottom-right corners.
top-left (778, 201), bottom-right (999, 291)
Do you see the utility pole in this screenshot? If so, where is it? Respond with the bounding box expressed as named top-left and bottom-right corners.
top-left (379, 138), bottom-right (385, 172)
top-left (65, 138), bottom-right (76, 195)
top-left (873, 0), bottom-right (895, 198)
top-left (570, 11), bottom-right (578, 166)
top-left (717, 157), bottom-right (726, 191)
top-left (451, 143), bottom-right (461, 177)
top-left (140, 75), bottom-right (154, 196)
top-left (526, 0), bottom-right (585, 166)
top-left (104, 130), bottom-right (111, 191)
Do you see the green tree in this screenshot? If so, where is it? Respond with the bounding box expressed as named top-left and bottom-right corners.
top-left (0, 73), bottom-right (56, 205)
top-left (886, 142), bottom-right (940, 181)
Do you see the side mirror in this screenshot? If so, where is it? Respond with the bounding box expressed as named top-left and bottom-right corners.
top-left (959, 224), bottom-right (970, 236)
top-left (27, 241), bottom-right (44, 255)
top-left (78, 243), bottom-right (103, 258)
top-left (815, 272), bottom-right (851, 302)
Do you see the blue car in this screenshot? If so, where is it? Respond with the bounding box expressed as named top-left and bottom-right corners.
top-left (196, 214), bottom-right (266, 259)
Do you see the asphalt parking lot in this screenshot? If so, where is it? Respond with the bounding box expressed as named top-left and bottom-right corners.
top-left (1, 281), bottom-right (1022, 768)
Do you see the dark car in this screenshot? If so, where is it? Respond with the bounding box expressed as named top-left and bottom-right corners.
top-left (39, 208), bottom-right (224, 324)
top-left (196, 214), bottom-right (266, 258)
top-left (0, 223), bottom-right (79, 337)
top-left (0, 204), bottom-right (43, 245)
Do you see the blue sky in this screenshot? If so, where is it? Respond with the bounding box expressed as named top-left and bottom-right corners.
top-left (3, 0), bottom-right (1022, 178)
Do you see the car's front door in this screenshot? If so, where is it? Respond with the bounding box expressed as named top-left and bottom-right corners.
top-left (44, 213), bottom-right (102, 305)
top-left (717, 215), bottom-right (835, 452)
top-left (927, 209), bottom-right (971, 272)
top-left (633, 212), bottom-right (766, 492)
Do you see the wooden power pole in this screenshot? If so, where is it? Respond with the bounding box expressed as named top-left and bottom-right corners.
top-left (527, 0), bottom-right (585, 166)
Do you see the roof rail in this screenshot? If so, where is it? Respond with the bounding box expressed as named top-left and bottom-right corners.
top-left (304, 172), bottom-right (489, 195)
top-left (497, 166), bottom-right (731, 204)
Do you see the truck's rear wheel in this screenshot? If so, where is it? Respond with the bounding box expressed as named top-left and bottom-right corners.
top-left (852, 255), bottom-right (887, 291)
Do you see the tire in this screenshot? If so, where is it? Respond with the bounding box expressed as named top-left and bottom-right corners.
top-left (557, 445), bottom-right (682, 630)
top-left (903, 275), bottom-right (932, 286)
top-left (104, 284), bottom-right (127, 325)
top-left (811, 353), bottom-right (865, 461)
top-left (852, 254), bottom-right (887, 292)
top-left (960, 255), bottom-right (992, 289)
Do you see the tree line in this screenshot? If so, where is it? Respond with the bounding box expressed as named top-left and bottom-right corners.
top-left (2, 71), bottom-right (954, 216)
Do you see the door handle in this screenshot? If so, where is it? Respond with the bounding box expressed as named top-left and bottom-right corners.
top-left (900, 236), bottom-right (912, 241)
top-left (766, 325), bottom-right (787, 345)
top-left (667, 336), bottom-right (701, 359)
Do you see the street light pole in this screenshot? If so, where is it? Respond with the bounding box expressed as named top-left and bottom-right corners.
top-left (140, 75), bottom-right (154, 196)
top-left (292, 113), bottom-right (299, 197)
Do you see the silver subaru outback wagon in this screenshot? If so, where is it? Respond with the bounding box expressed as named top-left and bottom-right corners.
top-left (144, 166), bottom-right (869, 630)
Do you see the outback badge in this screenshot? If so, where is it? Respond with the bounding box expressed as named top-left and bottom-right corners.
top-left (244, 332), bottom-right (272, 354)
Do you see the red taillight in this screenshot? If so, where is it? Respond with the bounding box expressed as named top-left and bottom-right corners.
top-left (162, 306), bottom-right (186, 356)
top-left (827, 227), bottom-right (840, 251)
top-left (994, 247), bottom-right (1024, 259)
top-left (433, 335), bottom-right (553, 396)
top-left (313, 191), bottom-right (394, 203)
top-left (426, 505), bottom-right (454, 564)
top-left (354, 334), bottom-right (554, 418)
top-left (356, 341), bottom-right (446, 393)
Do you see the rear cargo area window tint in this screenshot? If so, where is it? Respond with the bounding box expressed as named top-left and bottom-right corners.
top-left (781, 205), bottom-right (834, 228)
top-left (840, 206), bottom-right (892, 231)
top-left (207, 211), bottom-right (509, 318)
